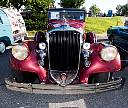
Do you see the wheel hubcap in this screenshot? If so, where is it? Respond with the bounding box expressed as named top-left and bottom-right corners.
top-left (0, 42), bottom-right (6, 53)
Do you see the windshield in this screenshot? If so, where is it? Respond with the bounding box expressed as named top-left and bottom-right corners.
top-left (48, 11), bottom-right (85, 21)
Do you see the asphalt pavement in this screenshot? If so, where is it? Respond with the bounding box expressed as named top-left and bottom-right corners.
top-left (0, 50), bottom-right (128, 108)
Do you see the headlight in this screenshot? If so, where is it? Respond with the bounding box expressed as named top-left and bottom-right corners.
top-left (100, 46), bottom-right (118, 61)
top-left (83, 43), bottom-right (90, 50)
top-left (12, 44), bottom-right (28, 60)
top-left (39, 43), bottom-right (46, 50)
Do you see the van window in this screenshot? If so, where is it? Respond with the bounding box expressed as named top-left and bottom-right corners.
top-left (0, 17), bottom-right (3, 24)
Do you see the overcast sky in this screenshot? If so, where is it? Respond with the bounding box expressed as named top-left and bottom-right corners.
top-left (54, 0), bottom-right (127, 13)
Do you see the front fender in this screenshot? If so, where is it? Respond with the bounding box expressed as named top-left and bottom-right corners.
top-left (10, 41), bottom-right (47, 82)
top-left (80, 43), bottom-right (121, 83)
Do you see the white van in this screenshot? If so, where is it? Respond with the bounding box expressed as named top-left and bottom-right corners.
top-left (0, 7), bottom-right (27, 54)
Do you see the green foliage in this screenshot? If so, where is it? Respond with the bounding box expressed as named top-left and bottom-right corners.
top-left (0, 0), bottom-right (8, 7)
top-left (121, 4), bottom-right (128, 16)
top-left (116, 5), bottom-right (122, 15)
top-left (28, 0), bottom-right (54, 12)
top-left (60, 0), bottom-right (85, 8)
top-left (89, 4), bottom-right (100, 16)
top-left (116, 4), bottom-right (128, 16)
top-left (0, 0), bottom-right (28, 10)
top-left (9, 0), bottom-right (27, 10)
top-left (85, 17), bottom-right (123, 34)
top-left (23, 0), bottom-right (54, 31)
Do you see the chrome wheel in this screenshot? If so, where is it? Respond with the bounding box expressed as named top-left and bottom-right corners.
top-left (0, 42), bottom-right (6, 54)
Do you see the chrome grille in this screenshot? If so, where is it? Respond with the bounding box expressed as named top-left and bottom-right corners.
top-left (49, 31), bottom-right (80, 71)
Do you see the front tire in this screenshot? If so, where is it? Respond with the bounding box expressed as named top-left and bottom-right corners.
top-left (88, 72), bottom-right (113, 84)
top-left (11, 70), bottom-right (39, 83)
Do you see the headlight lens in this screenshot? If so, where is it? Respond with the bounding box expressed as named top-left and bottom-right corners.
top-left (83, 43), bottom-right (90, 50)
top-left (100, 46), bottom-right (118, 61)
top-left (39, 42), bottom-right (46, 50)
top-left (12, 44), bottom-right (28, 60)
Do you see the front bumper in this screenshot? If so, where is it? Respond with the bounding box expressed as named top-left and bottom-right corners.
top-left (5, 77), bottom-right (125, 94)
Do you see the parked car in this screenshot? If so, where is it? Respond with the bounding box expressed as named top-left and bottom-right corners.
top-left (107, 26), bottom-right (128, 68)
top-left (0, 7), bottom-right (27, 54)
top-left (5, 8), bottom-right (124, 94)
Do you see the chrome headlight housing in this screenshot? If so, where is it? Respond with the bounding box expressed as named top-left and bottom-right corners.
top-left (100, 46), bottom-right (118, 61)
top-left (83, 43), bottom-right (90, 50)
top-left (12, 44), bottom-right (28, 60)
top-left (39, 42), bottom-right (46, 50)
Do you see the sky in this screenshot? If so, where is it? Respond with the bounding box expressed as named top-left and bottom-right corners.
top-left (54, 0), bottom-right (127, 13)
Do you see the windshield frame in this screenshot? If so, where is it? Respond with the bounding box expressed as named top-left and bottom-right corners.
top-left (48, 9), bottom-right (85, 21)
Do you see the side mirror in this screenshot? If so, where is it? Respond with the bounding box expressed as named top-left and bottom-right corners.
top-left (34, 31), bottom-right (46, 43)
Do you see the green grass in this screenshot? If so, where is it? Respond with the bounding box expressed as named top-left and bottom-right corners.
top-left (28, 30), bottom-right (37, 37)
top-left (85, 16), bottom-right (123, 34)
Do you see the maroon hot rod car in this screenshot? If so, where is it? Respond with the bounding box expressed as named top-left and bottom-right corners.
top-left (5, 8), bottom-right (124, 94)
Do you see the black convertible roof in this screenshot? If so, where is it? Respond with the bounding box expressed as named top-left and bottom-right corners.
top-left (48, 8), bottom-right (85, 12)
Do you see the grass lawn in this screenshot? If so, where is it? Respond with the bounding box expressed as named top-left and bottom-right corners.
top-left (28, 30), bottom-right (37, 37)
top-left (85, 16), bottom-right (123, 34)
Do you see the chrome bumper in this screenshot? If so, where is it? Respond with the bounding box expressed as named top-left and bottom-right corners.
top-left (5, 77), bottom-right (125, 94)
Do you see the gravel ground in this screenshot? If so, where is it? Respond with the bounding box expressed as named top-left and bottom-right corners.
top-left (0, 50), bottom-right (128, 108)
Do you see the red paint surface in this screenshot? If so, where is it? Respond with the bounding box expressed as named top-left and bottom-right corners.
top-left (48, 19), bottom-right (85, 30)
top-left (80, 43), bottom-right (121, 83)
top-left (10, 41), bottom-right (47, 82)
top-left (10, 42), bottom-right (121, 83)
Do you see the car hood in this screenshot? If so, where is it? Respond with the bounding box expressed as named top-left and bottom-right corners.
top-left (48, 19), bottom-right (85, 30)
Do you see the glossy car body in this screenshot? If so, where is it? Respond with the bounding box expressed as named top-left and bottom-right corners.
top-left (6, 8), bottom-right (123, 94)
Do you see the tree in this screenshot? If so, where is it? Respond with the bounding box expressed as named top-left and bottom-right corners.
top-left (60, 0), bottom-right (85, 8)
top-left (23, 0), bottom-right (54, 30)
top-left (0, 0), bottom-right (8, 7)
top-left (89, 4), bottom-right (100, 16)
top-left (116, 4), bottom-right (128, 16)
top-left (30, 0), bottom-right (54, 13)
top-left (81, 7), bottom-right (87, 12)
top-left (0, 0), bottom-right (28, 10)
top-left (0, 0), bottom-right (54, 11)
top-left (9, 0), bottom-right (28, 10)
top-left (116, 5), bottom-right (122, 15)
top-left (121, 4), bottom-right (128, 16)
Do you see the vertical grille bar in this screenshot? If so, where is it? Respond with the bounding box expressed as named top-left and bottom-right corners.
top-left (49, 31), bottom-right (80, 71)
